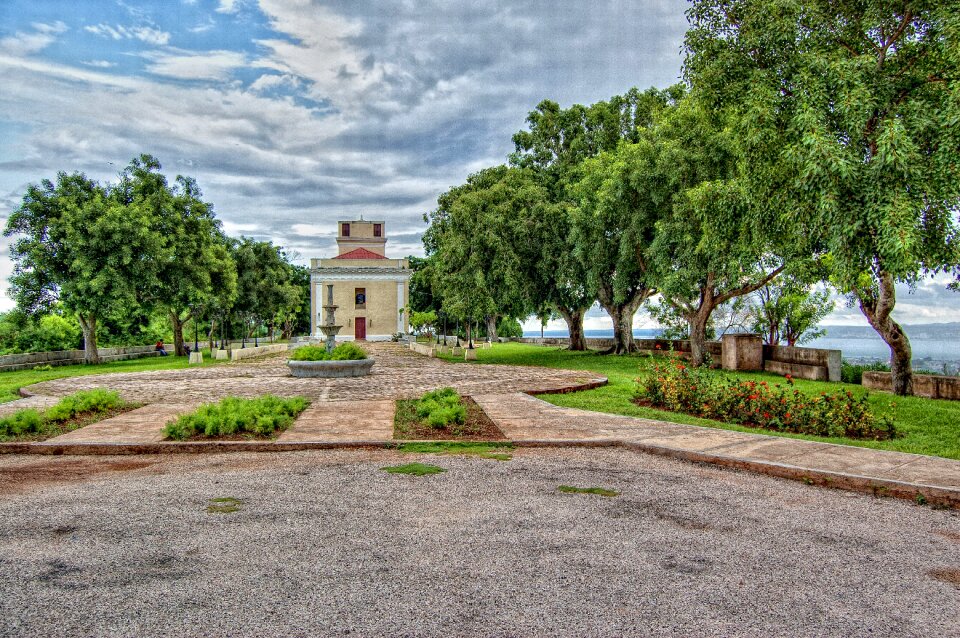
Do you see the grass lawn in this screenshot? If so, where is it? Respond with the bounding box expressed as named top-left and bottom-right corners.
top-left (0, 349), bottom-right (225, 404)
top-left (436, 342), bottom-right (960, 460)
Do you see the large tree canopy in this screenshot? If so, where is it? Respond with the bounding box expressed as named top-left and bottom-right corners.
top-left (685, 0), bottom-right (960, 393)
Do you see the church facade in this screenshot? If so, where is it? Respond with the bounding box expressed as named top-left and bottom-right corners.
top-left (310, 219), bottom-right (410, 341)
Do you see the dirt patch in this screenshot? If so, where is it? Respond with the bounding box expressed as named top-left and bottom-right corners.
top-left (929, 568), bottom-right (960, 588)
top-left (394, 396), bottom-right (506, 441)
top-left (934, 529), bottom-right (960, 543)
top-left (0, 457), bottom-right (161, 495)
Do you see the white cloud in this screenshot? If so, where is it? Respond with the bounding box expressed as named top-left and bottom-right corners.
top-left (81, 60), bottom-right (116, 68)
top-left (216, 0), bottom-right (243, 14)
top-left (142, 49), bottom-right (247, 81)
top-left (0, 21), bottom-right (67, 56)
top-left (85, 23), bottom-right (170, 46)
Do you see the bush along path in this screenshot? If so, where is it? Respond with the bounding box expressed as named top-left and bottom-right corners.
top-left (0, 389), bottom-right (137, 441)
top-left (394, 387), bottom-right (506, 441)
top-left (163, 395), bottom-right (309, 440)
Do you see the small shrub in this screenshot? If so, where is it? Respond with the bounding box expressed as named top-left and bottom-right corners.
top-left (636, 356), bottom-right (898, 440)
top-left (45, 389), bottom-right (124, 423)
top-left (0, 409), bottom-right (45, 436)
top-left (32, 364), bottom-right (53, 372)
top-left (164, 395), bottom-right (309, 440)
top-left (414, 387), bottom-right (466, 429)
top-left (289, 342), bottom-right (367, 361)
top-left (841, 360), bottom-right (890, 385)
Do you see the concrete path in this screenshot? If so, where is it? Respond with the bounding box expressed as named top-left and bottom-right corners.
top-left (278, 400), bottom-right (395, 442)
top-left (43, 404), bottom-right (197, 444)
top-left (0, 395), bottom-right (60, 417)
top-left (472, 392), bottom-right (960, 505)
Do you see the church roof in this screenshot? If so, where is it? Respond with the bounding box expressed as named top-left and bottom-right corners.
top-left (333, 247), bottom-right (388, 260)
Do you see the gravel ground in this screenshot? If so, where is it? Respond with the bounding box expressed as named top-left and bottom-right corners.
top-left (0, 448), bottom-right (958, 637)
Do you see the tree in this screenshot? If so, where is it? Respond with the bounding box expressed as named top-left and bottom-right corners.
top-left (116, 156), bottom-right (237, 356)
top-left (230, 238), bottom-right (299, 345)
top-left (641, 98), bottom-right (790, 366)
top-left (751, 280), bottom-right (833, 347)
top-left (685, 0), bottom-right (960, 394)
top-left (5, 171), bottom-right (166, 363)
top-left (410, 310), bottom-right (437, 337)
top-left (424, 166), bottom-right (533, 343)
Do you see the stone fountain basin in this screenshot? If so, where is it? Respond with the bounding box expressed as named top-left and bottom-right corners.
top-left (287, 358), bottom-right (375, 378)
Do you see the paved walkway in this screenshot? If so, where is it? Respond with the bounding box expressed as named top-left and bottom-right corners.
top-left (19, 342), bottom-right (604, 403)
top-left (45, 404), bottom-right (197, 444)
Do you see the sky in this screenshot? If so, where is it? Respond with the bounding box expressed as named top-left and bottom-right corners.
top-left (0, 0), bottom-right (956, 330)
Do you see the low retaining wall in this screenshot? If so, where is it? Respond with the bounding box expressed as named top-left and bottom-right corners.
top-left (229, 343), bottom-right (288, 361)
top-left (0, 345), bottom-right (158, 372)
top-left (863, 371), bottom-right (960, 400)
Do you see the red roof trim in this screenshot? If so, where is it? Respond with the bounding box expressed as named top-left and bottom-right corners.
top-left (333, 247), bottom-right (387, 260)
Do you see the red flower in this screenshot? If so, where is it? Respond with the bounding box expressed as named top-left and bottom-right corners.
top-left (749, 394), bottom-right (758, 400)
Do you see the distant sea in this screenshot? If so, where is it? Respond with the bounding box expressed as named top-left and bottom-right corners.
top-left (522, 328), bottom-right (960, 372)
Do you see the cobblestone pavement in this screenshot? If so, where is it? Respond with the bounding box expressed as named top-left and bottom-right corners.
top-left (20, 342), bottom-right (604, 404)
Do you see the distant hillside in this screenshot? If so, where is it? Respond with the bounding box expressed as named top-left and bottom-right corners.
top-left (822, 322), bottom-right (960, 340)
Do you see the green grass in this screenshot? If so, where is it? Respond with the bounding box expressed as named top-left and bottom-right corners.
top-left (436, 342), bottom-right (960, 460)
top-left (163, 395), bottom-right (310, 440)
top-left (288, 342), bottom-right (367, 361)
top-left (381, 462), bottom-right (447, 475)
top-left (0, 349), bottom-right (225, 404)
top-left (395, 441), bottom-right (514, 460)
top-left (207, 497), bottom-right (243, 514)
top-left (558, 485), bottom-right (620, 497)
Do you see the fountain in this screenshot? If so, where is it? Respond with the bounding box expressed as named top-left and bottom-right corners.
top-left (318, 284), bottom-right (342, 353)
top-left (286, 284), bottom-right (375, 378)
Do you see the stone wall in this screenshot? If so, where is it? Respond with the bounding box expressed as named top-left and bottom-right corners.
top-left (762, 345), bottom-right (842, 382)
top-left (863, 371), bottom-right (960, 400)
top-left (228, 343), bottom-right (289, 362)
top-left (0, 345), bottom-right (158, 373)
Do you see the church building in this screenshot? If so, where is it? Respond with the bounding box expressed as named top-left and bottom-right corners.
top-left (310, 219), bottom-right (410, 340)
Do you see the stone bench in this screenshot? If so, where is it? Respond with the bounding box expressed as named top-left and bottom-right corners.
top-left (863, 371), bottom-right (960, 400)
top-left (763, 359), bottom-right (829, 382)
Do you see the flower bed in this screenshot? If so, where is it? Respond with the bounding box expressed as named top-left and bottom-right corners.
top-left (289, 343), bottom-right (367, 361)
top-left (635, 357), bottom-right (898, 440)
top-left (163, 395), bottom-right (309, 440)
top-left (394, 387), bottom-right (506, 440)
top-left (0, 389), bottom-right (136, 441)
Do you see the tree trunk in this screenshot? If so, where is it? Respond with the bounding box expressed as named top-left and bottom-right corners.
top-left (686, 304), bottom-right (714, 367)
top-left (485, 315), bottom-right (498, 342)
top-left (465, 321), bottom-right (473, 347)
top-left (208, 319), bottom-right (217, 353)
top-left (77, 313), bottom-right (100, 364)
top-left (558, 307), bottom-right (587, 351)
top-left (598, 284), bottom-right (650, 354)
top-left (858, 272), bottom-right (913, 395)
top-left (169, 310), bottom-right (188, 357)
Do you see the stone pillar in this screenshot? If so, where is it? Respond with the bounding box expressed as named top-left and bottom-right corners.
top-left (188, 351), bottom-right (203, 365)
top-left (310, 278), bottom-right (318, 337)
top-left (721, 333), bottom-right (763, 371)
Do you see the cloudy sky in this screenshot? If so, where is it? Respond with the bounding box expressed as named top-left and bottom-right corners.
top-left (0, 0), bottom-right (956, 328)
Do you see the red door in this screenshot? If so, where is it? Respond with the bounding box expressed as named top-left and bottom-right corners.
top-left (355, 317), bottom-right (366, 340)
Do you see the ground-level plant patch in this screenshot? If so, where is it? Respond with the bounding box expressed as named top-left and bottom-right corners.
top-left (558, 485), bottom-right (620, 497)
top-left (394, 388), bottom-right (506, 440)
top-left (289, 342), bottom-right (367, 361)
top-left (207, 497), bottom-right (243, 514)
top-left (636, 356), bottom-right (898, 440)
top-left (0, 389), bottom-right (138, 442)
top-left (395, 441), bottom-right (515, 460)
top-left (382, 462), bottom-right (446, 476)
top-left (164, 395), bottom-right (309, 440)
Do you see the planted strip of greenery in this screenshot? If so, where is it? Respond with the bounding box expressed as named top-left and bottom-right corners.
top-left (415, 387), bottom-right (466, 429)
top-left (558, 485), bottom-right (620, 497)
top-left (164, 395), bottom-right (309, 440)
top-left (637, 356), bottom-right (897, 440)
top-left (289, 343), bottom-right (367, 361)
top-left (0, 389), bottom-right (129, 440)
top-left (382, 462), bottom-right (446, 476)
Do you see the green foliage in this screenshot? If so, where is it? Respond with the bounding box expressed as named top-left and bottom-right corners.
top-left (0, 310), bottom-right (82, 354)
top-left (558, 485), bottom-right (620, 497)
top-left (636, 356), bottom-right (897, 440)
top-left (45, 389), bottom-right (124, 423)
top-left (496, 317), bottom-right (524, 339)
top-left (0, 389), bottom-right (127, 439)
top-left (414, 387), bottom-right (466, 429)
top-left (0, 409), bottom-right (45, 436)
top-left (750, 281), bottom-right (833, 347)
top-left (288, 342), bottom-right (367, 361)
top-left (207, 497), bottom-right (243, 514)
top-left (163, 395), bottom-right (309, 440)
top-left (409, 310), bottom-right (437, 336)
top-left (841, 361), bottom-right (891, 386)
top-left (381, 462), bottom-right (446, 476)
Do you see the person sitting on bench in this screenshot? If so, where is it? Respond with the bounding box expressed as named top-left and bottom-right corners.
top-left (155, 340), bottom-right (168, 356)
